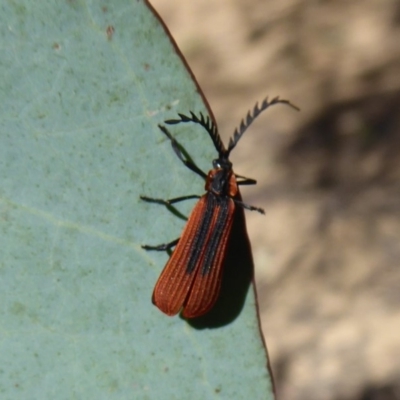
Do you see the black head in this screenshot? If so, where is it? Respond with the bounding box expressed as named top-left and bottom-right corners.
top-left (212, 157), bottom-right (232, 171)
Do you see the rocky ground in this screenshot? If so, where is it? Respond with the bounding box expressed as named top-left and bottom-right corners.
top-left (150, 1), bottom-right (400, 399)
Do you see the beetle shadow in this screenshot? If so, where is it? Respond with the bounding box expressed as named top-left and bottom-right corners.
top-left (185, 204), bottom-right (254, 329)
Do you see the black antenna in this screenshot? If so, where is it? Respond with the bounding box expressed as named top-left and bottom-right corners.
top-left (225, 97), bottom-right (299, 156)
top-left (165, 112), bottom-right (226, 156)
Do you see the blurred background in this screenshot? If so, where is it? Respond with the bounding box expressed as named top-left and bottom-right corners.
top-left (150, 1), bottom-right (400, 399)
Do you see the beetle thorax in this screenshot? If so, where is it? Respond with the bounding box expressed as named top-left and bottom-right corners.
top-left (205, 158), bottom-right (238, 197)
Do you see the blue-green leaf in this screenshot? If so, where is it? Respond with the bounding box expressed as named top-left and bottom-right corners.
top-left (0, 1), bottom-right (274, 399)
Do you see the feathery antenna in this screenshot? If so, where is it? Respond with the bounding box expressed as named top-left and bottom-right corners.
top-left (165, 112), bottom-right (226, 156)
top-left (226, 97), bottom-right (299, 155)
